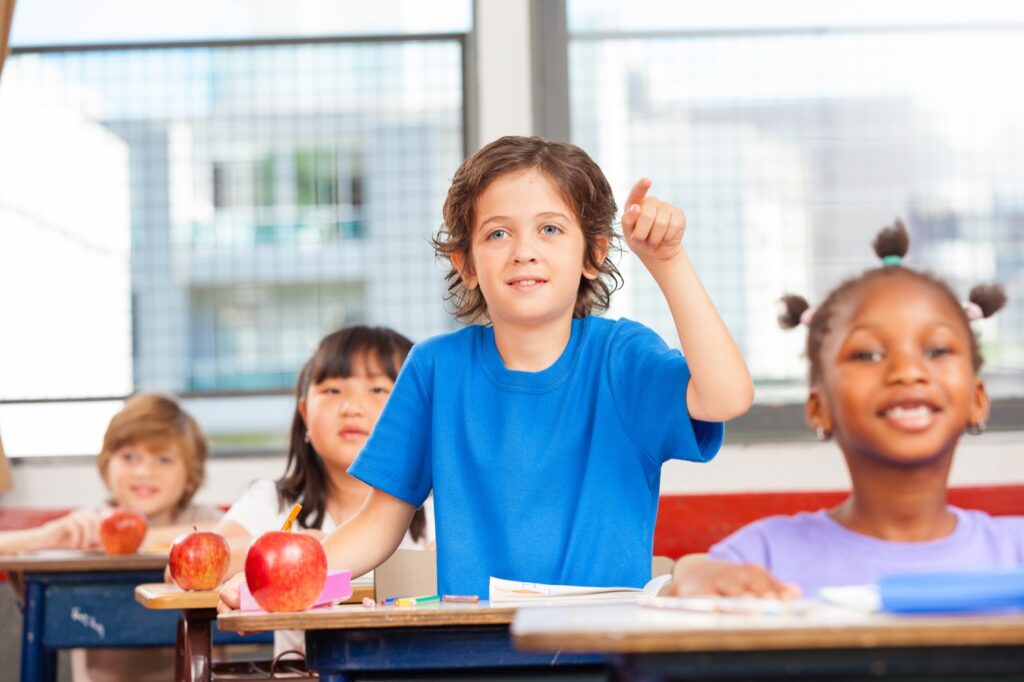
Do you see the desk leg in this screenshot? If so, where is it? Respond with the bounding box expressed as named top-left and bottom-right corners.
top-left (175, 608), bottom-right (214, 682)
top-left (21, 578), bottom-right (57, 682)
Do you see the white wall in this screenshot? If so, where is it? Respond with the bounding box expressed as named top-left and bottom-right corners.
top-left (5, 432), bottom-right (1023, 509)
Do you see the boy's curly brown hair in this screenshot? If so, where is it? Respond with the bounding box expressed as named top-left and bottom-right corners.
top-left (433, 136), bottom-right (623, 323)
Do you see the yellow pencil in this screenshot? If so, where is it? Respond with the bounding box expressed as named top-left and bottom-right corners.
top-left (280, 503), bottom-right (302, 531)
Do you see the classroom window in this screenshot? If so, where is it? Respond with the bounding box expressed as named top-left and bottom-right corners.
top-left (566, 0), bottom-right (1024, 402)
top-left (189, 282), bottom-right (365, 392)
top-left (0, 1), bottom-right (469, 456)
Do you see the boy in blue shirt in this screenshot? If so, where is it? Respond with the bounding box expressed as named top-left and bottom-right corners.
top-left (220, 136), bottom-right (753, 606)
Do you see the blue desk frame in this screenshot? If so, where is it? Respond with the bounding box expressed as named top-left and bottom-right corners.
top-left (303, 624), bottom-right (606, 681)
top-left (17, 569), bottom-right (265, 682)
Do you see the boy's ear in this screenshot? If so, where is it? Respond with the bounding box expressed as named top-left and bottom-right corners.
top-left (969, 377), bottom-right (991, 427)
top-left (451, 250), bottom-right (478, 289)
top-left (583, 236), bottom-right (609, 280)
top-left (805, 387), bottom-right (833, 437)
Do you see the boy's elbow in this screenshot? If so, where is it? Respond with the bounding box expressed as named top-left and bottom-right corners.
top-left (732, 380), bottom-right (756, 418)
top-left (697, 380), bottom-right (755, 422)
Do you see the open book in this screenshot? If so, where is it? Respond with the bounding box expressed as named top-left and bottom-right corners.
top-left (489, 574), bottom-right (669, 606)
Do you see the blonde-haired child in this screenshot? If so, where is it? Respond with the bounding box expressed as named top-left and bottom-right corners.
top-left (1, 393), bottom-right (221, 681)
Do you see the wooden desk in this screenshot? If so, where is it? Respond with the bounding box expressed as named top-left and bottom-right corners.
top-left (0, 550), bottom-right (170, 682)
top-left (512, 602), bottom-right (1024, 680)
top-left (219, 602), bottom-right (606, 682)
top-left (137, 580), bottom-right (374, 682)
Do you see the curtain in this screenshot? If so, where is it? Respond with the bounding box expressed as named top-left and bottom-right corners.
top-left (0, 0), bottom-right (15, 80)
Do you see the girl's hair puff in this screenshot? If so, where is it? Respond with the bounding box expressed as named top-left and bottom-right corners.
top-left (780, 219), bottom-right (1006, 385)
top-left (98, 393), bottom-right (207, 514)
top-left (434, 135), bottom-right (623, 323)
top-left (276, 326), bottom-right (426, 540)
top-left (969, 283), bottom-right (1007, 319)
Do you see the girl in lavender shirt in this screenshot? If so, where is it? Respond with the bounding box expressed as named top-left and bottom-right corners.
top-left (670, 221), bottom-right (1023, 598)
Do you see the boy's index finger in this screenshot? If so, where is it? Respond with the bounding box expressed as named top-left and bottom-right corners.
top-left (623, 177), bottom-right (652, 214)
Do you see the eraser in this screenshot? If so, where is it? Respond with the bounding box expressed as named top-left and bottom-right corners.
top-left (239, 569), bottom-right (353, 612)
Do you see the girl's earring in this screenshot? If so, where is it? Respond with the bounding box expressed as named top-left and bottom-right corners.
top-left (815, 426), bottom-right (831, 442)
top-left (967, 421), bottom-right (987, 436)
top-left (304, 430), bottom-right (311, 443)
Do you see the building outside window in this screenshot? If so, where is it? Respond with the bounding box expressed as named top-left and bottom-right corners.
top-left (0, 1), bottom-right (470, 455)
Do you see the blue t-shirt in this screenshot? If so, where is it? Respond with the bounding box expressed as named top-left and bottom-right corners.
top-left (349, 316), bottom-right (723, 597)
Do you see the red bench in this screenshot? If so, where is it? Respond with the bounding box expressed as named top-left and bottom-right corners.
top-left (653, 485), bottom-right (1024, 559)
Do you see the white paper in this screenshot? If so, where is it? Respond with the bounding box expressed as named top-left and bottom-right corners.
top-left (817, 584), bottom-right (881, 612)
top-left (489, 576), bottom-right (664, 606)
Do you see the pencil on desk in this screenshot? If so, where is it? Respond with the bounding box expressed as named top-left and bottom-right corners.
top-left (442, 594), bottom-right (479, 603)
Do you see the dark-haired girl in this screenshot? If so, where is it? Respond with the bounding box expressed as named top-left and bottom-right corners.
top-left (216, 326), bottom-right (431, 654)
top-left (670, 220), bottom-right (1023, 599)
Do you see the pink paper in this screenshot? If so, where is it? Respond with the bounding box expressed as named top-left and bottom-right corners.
top-left (239, 569), bottom-right (353, 612)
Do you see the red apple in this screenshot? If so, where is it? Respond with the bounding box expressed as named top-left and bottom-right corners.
top-left (168, 529), bottom-right (230, 590)
top-left (99, 510), bottom-right (147, 555)
top-left (244, 531), bottom-right (326, 612)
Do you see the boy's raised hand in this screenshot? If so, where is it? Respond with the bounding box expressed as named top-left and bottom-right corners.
top-left (670, 557), bottom-right (801, 600)
top-left (621, 178), bottom-right (686, 262)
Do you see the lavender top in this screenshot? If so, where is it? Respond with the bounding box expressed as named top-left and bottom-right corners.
top-left (709, 507), bottom-right (1024, 595)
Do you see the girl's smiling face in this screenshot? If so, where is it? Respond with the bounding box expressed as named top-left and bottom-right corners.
top-left (809, 274), bottom-right (989, 466)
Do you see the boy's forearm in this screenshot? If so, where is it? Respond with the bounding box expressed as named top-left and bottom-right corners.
top-left (321, 489), bottom-right (415, 578)
top-left (644, 249), bottom-right (754, 422)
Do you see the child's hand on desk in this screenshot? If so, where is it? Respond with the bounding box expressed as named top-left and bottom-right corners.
top-left (217, 571), bottom-right (245, 613)
top-left (39, 509), bottom-right (102, 551)
top-left (670, 557), bottom-right (801, 600)
top-left (621, 178), bottom-right (687, 263)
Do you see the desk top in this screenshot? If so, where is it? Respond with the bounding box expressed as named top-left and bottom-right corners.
top-left (219, 601), bottom-right (516, 632)
top-left (136, 581), bottom-right (376, 611)
top-left (511, 603), bottom-right (1024, 653)
top-left (0, 549), bottom-right (167, 573)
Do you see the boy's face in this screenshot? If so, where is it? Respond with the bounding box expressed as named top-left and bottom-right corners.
top-left (455, 168), bottom-right (600, 332)
top-left (105, 440), bottom-right (190, 521)
top-left (809, 275), bottom-right (989, 467)
top-left (299, 352), bottom-right (396, 471)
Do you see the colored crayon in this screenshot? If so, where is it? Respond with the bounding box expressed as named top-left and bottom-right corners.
top-left (394, 594), bottom-right (441, 607)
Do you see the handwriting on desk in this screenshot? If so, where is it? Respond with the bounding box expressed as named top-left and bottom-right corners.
top-left (70, 607), bottom-right (106, 639)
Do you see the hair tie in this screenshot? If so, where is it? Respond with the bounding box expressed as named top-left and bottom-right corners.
top-left (881, 255), bottom-right (903, 266)
top-left (799, 306), bottom-right (817, 327)
top-left (964, 301), bottom-right (984, 322)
